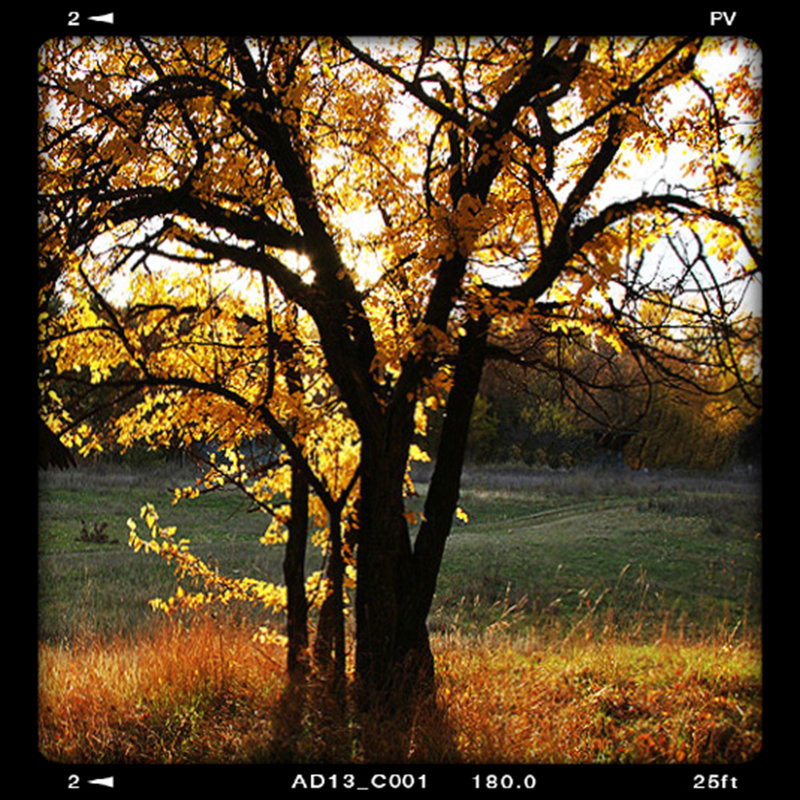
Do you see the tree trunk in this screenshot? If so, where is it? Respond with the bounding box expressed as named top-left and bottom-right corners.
top-left (313, 506), bottom-right (346, 690)
top-left (354, 430), bottom-right (418, 713)
top-left (284, 461), bottom-right (310, 679)
top-left (405, 316), bottom-right (489, 653)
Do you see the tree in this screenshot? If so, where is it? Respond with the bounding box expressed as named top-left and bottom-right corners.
top-left (39, 35), bottom-right (761, 718)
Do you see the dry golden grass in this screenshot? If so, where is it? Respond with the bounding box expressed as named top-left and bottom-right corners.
top-left (430, 627), bottom-right (761, 764)
top-left (38, 615), bottom-right (761, 765)
top-left (38, 616), bottom-right (286, 763)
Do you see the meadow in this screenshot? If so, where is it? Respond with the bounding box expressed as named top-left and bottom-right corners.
top-left (37, 462), bottom-right (762, 764)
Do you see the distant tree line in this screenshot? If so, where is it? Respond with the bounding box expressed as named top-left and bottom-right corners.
top-left (449, 328), bottom-right (760, 470)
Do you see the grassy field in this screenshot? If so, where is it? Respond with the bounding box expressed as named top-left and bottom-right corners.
top-left (432, 465), bottom-right (761, 640)
top-left (37, 462), bottom-right (762, 764)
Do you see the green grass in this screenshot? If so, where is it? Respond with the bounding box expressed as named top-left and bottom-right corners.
top-left (427, 467), bottom-right (761, 639)
top-left (38, 462), bottom-right (761, 643)
top-left (38, 464), bottom-right (321, 640)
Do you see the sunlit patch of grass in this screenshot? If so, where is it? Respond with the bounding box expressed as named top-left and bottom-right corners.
top-left (39, 612), bottom-right (761, 765)
top-left (431, 626), bottom-right (761, 764)
top-left (38, 613), bottom-right (286, 763)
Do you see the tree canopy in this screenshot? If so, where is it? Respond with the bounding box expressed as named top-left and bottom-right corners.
top-left (38, 35), bottom-right (762, 715)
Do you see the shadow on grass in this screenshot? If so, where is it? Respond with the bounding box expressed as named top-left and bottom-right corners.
top-left (257, 675), bottom-right (462, 764)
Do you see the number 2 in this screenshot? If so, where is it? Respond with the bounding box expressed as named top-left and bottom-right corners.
top-left (67, 11), bottom-right (80, 26)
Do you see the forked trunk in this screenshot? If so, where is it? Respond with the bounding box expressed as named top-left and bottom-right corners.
top-left (354, 318), bottom-right (489, 716)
